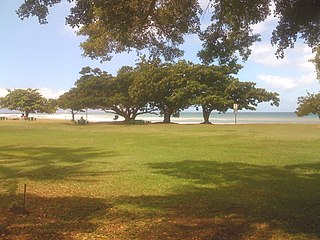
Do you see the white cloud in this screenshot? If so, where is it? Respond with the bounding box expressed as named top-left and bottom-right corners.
top-left (250, 41), bottom-right (316, 73)
top-left (0, 88), bottom-right (66, 99)
top-left (257, 73), bottom-right (316, 90)
top-left (248, 4), bottom-right (316, 75)
top-left (289, 45), bottom-right (315, 72)
top-left (38, 88), bottom-right (66, 99)
top-left (257, 75), bottom-right (297, 90)
top-left (0, 89), bottom-right (8, 97)
top-left (251, 16), bottom-right (277, 35)
top-left (250, 43), bottom-right (289, 67)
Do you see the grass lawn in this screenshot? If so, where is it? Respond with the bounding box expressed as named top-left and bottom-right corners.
top-left (0, 120), bottom-right (320, 239)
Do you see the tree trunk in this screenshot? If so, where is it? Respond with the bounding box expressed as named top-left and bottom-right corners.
top-left (202, 106), bottom-right (212, 124)
top-left (71, 110), bottom-right (75, 121)
top-left (123, 110), bottom-right (133, 123)
top-left (163, 111), bottom-right (172, 123)
top-left (123, 115), bottom-right (131, 122)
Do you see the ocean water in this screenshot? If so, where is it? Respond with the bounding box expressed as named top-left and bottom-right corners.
top-left (1, 111), bottom-right (319, 124)
top-left (135, 112), bottom-right (319, 124)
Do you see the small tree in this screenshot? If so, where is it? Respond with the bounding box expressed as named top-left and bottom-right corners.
top-left (296, 92), bottom-right (320, 120)
top-left (58, 88), bottom-right (86, 121)
top-left (0, 88), bottom-right (50, 117)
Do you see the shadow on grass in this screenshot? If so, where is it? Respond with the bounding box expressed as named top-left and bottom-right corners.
top-left (0, 145), bottom-right (115, 196)
top-left (112, 160), bottom-right (320, 239)
top-left (1, 151), bottom-right (320, 239)
top-left (0, 194), bottom-right (110, 240)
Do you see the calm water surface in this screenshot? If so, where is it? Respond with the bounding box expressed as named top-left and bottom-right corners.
top-left (1, 111), bottom-right (317, 124)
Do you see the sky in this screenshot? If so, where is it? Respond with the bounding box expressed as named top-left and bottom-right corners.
top-left (1, 1), bottom-right (319, 112)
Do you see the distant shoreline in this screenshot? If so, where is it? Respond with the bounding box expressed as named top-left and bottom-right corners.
top-left (0, 111), bottom-right (318, 124)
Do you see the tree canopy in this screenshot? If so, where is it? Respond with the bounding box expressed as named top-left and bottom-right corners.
top-left (57, 88), bottom-right (87, 120)
top-left (72, 66), bottom-right (152, 122)
top-left (296, 92), bottom-right (320, 120)
top-left (131, 60), bottom-right (279, 123)
top-left (189, 64), bottom-right (241, 123)
top-left (0, 88), bottom-right (56, 117)
top-left (52, 60), bottom-right (278, 123)
top-left (16, 0), bottom-right (320, 65)
top-left (132, 60), bottom-right (199, 123)
top-left (226, 81), bottom-right (280, 111)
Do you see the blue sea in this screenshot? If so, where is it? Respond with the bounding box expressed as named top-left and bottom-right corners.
top-left (1, 110), bottom-right (318, 124)
top-left (170, 112), bottom-right (319, 124)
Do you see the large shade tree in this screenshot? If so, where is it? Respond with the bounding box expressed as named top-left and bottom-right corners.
top-left (74, 66), bottom-right (151, 122)
top-left (0, 88), bottom-right (55, 117)
top-left (17, 0), bottom-right (320, 69)
top-left (131, 60), bottom-right (198, 123)
top-left (131, 60), bottom-right (280, 123)
top-left (191, 64), bottom-right (241, 123)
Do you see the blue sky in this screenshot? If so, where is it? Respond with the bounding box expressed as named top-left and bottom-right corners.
top-left (1, 0), bottom-right (319, 112)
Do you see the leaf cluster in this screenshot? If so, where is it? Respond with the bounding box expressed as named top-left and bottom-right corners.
top-left (296, 92), bottom-right (320, 119)
top-left (17, 0), bottom-right (320, 66)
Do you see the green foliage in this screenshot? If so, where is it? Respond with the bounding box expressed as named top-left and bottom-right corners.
top-left (73, 66), bottom-right (151, 121)
top-left (0, 88), bottom-right (53, 116)
top-left (132, 60), bottom-right (279, 123)
top-left (226, 81), bottom-right (280, 110)
top-left (44, 98), bottom-right (58, 114)
top-left (58, 88), bottom-right (85, 112)
top-left (132, 60), bottom-right (199, 123)
top-left (296, 92), bottom-right (320, 119)
top-left (57, 88), bottom-right (87, 120)
top-left (310, 46), bottom-right (320, 80)
top-left (17, 0), bottom-right (201, 62)
top-left (65, 61), bottom-right (279, 124)
top-left (190, 64), bottom-right (241, 123)
top-left (198, 0), bottom-right (269, 64)
top-left (17, 0), bottom-right (320, 65)
top-left (271, 0), bottom-right (320, 58)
